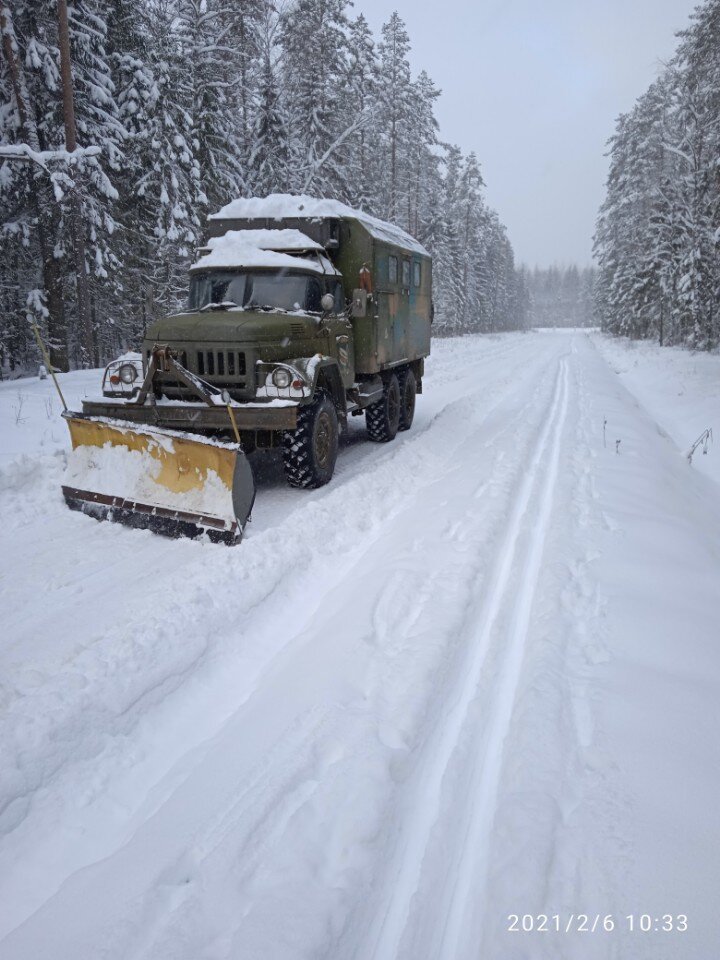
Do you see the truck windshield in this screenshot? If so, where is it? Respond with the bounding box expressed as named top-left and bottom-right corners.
top-left (189, 271), bottom-right (320, 312)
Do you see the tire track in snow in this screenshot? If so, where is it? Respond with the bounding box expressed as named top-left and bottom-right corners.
top-left (437, 357), bottom-right (570, 957)
top-left (366, 356), bottom-right (570, 960)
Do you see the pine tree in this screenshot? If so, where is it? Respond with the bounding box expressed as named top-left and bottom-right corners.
top-left (594, 0), bottom-right (719, 350)
top-left (247, 2), bottom-right (289, 196)
top-left (134, 0), bottom-right (204, 314)
top-left (376, 13), bottom-right (413, 224)
top-left (280, 0), bottom-right (351, 196)
top-left (0, 0), bottom-right (122, 368)
top-left (341, 13), bottom-right (378, 212)
top-left (405, 70), bottom-right (440, 238)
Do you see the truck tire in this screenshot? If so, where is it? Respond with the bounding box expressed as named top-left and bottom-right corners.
top-left (398, 368), bottom-right (416, 431)
top-left (366, 374), bottom-right (401, 442)
top-left (282, 394), bottom-right (339, 488)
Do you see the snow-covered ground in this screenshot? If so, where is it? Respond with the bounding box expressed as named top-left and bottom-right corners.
top-left (1, 331), bottom-right (718, 959)
top-left (592, 333), bottom-right (719, 486)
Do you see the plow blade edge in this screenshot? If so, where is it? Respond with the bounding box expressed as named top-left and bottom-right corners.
top-left (62, 415), bottom-right (255, 544)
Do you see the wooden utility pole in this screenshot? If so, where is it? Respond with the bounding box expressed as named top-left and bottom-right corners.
top-left (57, 0), bottom-right (93, 365)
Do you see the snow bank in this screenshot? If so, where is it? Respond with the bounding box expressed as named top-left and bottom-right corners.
top-left (592, 333), bottom-right (719, 486)
top-left (210, 193), bottom-right (430, 257)
top-left (0, 368), bottom-right (99, 467)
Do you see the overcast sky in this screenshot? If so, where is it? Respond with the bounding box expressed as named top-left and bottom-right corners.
top-left (358, 0), bottom-right (699, 268)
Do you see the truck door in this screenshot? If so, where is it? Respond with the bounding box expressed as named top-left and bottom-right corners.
top-left (397, 257), bottom-right (411, 359)
top-left (408, 258), bottom-right (429, 358)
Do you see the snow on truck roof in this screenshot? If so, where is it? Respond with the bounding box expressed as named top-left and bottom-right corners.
top-left (190, 229), bottom-right (339, 274)
top-left (209, 194), bottom-right (429, 257)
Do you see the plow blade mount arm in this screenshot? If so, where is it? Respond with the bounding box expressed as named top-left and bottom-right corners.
top-left (62, 415), bottom-right (255, 544)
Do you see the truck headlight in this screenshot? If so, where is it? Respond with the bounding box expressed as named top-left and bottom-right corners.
top-left (119, 362), bottom-right (138, 384)
top-left (271, 367), bottom-right (291, 389)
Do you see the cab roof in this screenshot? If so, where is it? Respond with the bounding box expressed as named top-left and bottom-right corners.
top-left (190, 229), bottom-right (340, 275)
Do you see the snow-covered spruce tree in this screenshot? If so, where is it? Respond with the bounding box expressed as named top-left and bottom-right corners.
top-left (0, 0), bottom-right (121, 369)
top-left (375, 12), bottom-right (413, 225)
top-left (455, 152), bottom-right (486, 331)
top-left (0, 2), bottom-right (58, 370)
top-left (340, 13), bottom-right (379, 212)
top-left (63, 0), bottom-right (123, 364)
top-left (594, 0), bottom-right (719, 350)
top-left (103, 0), bottom-right (161, 349)
top-left (430, 145), bottom-right (466, 334)
top-left (594, 93), bottom-right (670, 342)
top-left (672, 2), bottom-right (720, 349)
top-left (404, 70), bottom-right (441, 240)
top-left (229, 0), bottom-right (266, 175)
top-left (247, 1), bottom-right (290, 196)
top-left (279, 0), bottom-right (352, 197)
top-left (484, 213), bottom-right (517, 333)
top-left (177, 0), bottom-right (262, 208)
top-left (131, 0), bottom-right (205, 316)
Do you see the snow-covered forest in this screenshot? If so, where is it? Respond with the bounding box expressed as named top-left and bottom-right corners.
top-left (594, 0), bottom-right (720, 350)
top-left (521, 265), bottom-right (596, 329)
top-left (0, 0), bottom-right (528, 373)
top-left (3, 2), bottom-right (720, 956)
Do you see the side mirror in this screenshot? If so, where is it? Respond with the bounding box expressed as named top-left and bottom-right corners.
top-left (321, 293), bottom-right (335, 313)
top-left (351, 289), bottom-right (367, 318)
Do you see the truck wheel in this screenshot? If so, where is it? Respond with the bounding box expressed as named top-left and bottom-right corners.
top-left (366, 374), bottom-right (401, 442)
top-left (398, 369), bottom-right (416, 431)
top-left (282, 394), bottom-right (339, 488)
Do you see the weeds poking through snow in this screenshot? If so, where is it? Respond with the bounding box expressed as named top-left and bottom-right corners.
top-left (13, 392), bottom-right (26, 425)
top-left (687, 428), bottom-right (712, 465)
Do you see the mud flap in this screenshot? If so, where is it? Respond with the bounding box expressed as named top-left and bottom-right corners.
top-left (62, 415), bottom-right (255, 543)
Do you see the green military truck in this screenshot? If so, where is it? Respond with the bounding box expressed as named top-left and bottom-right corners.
top-left (64, 195), bottom-right (431, 542)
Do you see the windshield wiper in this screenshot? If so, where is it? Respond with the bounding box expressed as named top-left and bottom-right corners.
top-left (199, 300), bottom-right (237, 312)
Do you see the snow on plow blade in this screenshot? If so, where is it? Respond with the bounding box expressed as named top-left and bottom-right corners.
top-left (62, 415), bottom-right (255, 544)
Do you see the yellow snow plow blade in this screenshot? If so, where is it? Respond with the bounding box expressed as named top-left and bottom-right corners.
top-left (61, 415), bottom-right (255, 544)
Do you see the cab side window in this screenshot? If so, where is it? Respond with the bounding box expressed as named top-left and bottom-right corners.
top-left (413, 261), bottom-right (421, 287)
top-left (402, 259), bottom-right (411, 288)
top-left (388, 255), bottom-right (398, 284)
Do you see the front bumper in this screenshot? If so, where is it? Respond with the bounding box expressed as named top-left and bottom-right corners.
top-left (81, 397), bottom-right (299, 432)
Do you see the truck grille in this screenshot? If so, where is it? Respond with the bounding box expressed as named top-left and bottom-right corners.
top-left (197, 350), bottom-right (247, 378)
top-left (144, 346), bottom-right (253, 401)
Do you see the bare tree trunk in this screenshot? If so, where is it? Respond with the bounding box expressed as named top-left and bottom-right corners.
top-left (390, 114), bottom-right (397, 221)
top-left (58, 0), bottom-right (94, 364)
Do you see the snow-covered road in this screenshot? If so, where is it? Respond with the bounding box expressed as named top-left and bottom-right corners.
top-left (1, 331), bottom-right (719, 959)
